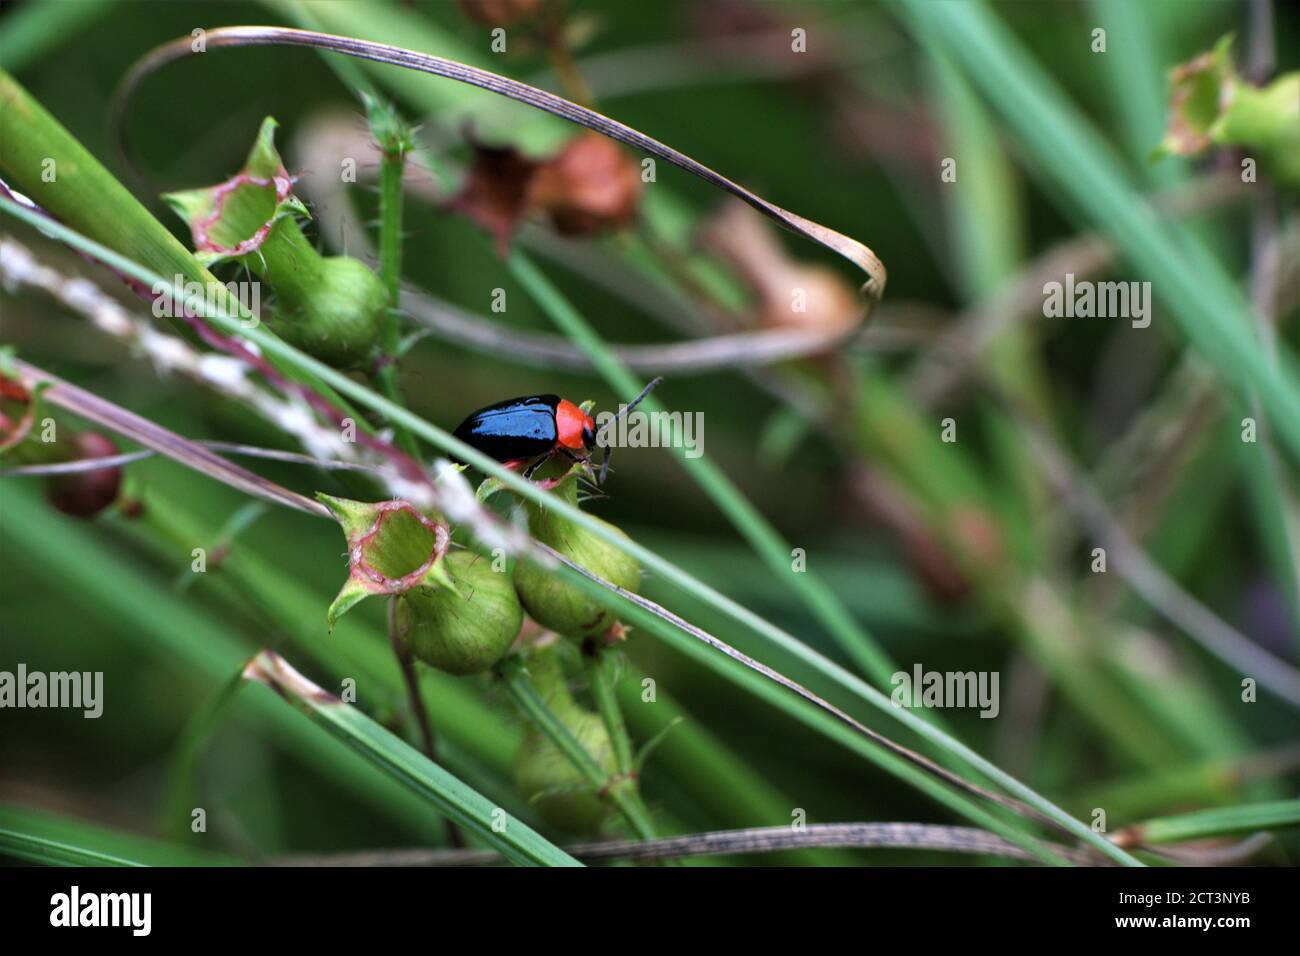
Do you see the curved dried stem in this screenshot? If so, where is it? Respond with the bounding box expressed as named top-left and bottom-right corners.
top-left (0, 441), bottom-right (389, 477)
top-left (112, 26), bottom-right (886, 302)
top-left (272, 821), bottom-right (1098, 867)
top-left (291, 136), bottom-right (879, 373)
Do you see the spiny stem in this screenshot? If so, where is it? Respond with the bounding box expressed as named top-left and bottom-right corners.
top-left (370, 97), bottom-right (419, 458)
top-left (377, 143), bottom-right (404, 352)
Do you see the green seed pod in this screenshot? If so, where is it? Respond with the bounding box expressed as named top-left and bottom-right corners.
top-left (165, 117), bottom-right (385, 368)
top-left (513, 644), bottom-right (616, 833)
top-left (395, 550), bottom-right (523, 675)
top-left (512, 472), bottom-right (640, 640)
top-left (261, 246), bottom-right (386, 369)
top-left (1157, 36), bottom-right (1300, 189)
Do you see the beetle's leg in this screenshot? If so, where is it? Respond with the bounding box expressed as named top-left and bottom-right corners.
top-left (522, 454), bottom-right (551, 480)
top-left (557, 446), bottom-right (600, 485)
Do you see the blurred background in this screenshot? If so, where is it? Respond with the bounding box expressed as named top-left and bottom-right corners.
top-left (0, 0), bottom-right (1297, 865)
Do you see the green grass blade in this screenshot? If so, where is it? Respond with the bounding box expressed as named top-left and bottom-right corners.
top-left (1120, 800), bottom-right (1300, 846)
top-left (243, 651), bottom-right (580, 867)
top-left (0, 805), bottom-right (237, 867)
top-left (1088, 0), bottom-right (1181, 183)
top-left (0, 0), bottom-right (116, 74)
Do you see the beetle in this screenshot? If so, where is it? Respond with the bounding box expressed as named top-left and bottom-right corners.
top-left (452, 377), bottom-right (662, 482)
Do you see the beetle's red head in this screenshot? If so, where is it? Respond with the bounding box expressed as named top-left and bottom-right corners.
top-left (555, 399), bottom-right (596, 451)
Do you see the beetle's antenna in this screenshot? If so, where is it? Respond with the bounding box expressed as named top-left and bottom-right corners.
top-left (595, 376), bottom-right (663, 444)
top-left (596, 376), bottom-right (663, 485)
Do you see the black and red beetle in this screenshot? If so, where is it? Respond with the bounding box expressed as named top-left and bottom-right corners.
top-left (452, 377), bottom-right (662, 482)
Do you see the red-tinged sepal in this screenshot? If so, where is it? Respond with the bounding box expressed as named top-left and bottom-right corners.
top-left (164, 117), bottom-right (309, 269)
top-left (317, 494), bottom-right (455, 631)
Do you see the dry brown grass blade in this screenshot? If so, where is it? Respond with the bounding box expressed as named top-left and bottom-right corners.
top-left (273, 822), bottom-right (1100, 867)
top-left (8, 358), bottom-right (330, 519)
top-left (112, 26), bottom-right (886, 302)
top-left (296, 139), bottom-right (885, 373)
top-left (292, 117), bottom-right (885, 374)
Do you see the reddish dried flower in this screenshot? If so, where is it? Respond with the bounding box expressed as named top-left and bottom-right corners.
top-left (448, 141), bottom-right (544, 255)
top-left (527, 132), bottom-right (642, 237)
top-left (449, 132), bottom-right (641, 253)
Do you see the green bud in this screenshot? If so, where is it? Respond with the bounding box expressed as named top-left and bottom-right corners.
top-left (394, 550), bottom-right (523, 675)
top-left (513, 643), bottom-right (616, 833)
top-left (362, 93), bottom-right (417, 159)
top-left (165, 117), bottom-right (386, 367)
top-left (264, 250), bottom-right (387, 369)
top-left (512, 472), bottom-right (640, 640)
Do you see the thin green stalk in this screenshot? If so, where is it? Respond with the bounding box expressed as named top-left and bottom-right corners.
top-left (378, 147), bottom-right (404, 338)
top-left (584, 646), bottom-right (634, 776)
top-left (1117, 800), bottom-right (1300, 847)
top-left (374, 184), bottom-right (409, 429)
top-left (499, 656), bottom-right (657, 842)
top-left (928, 49), bottom-right (1048, 421)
